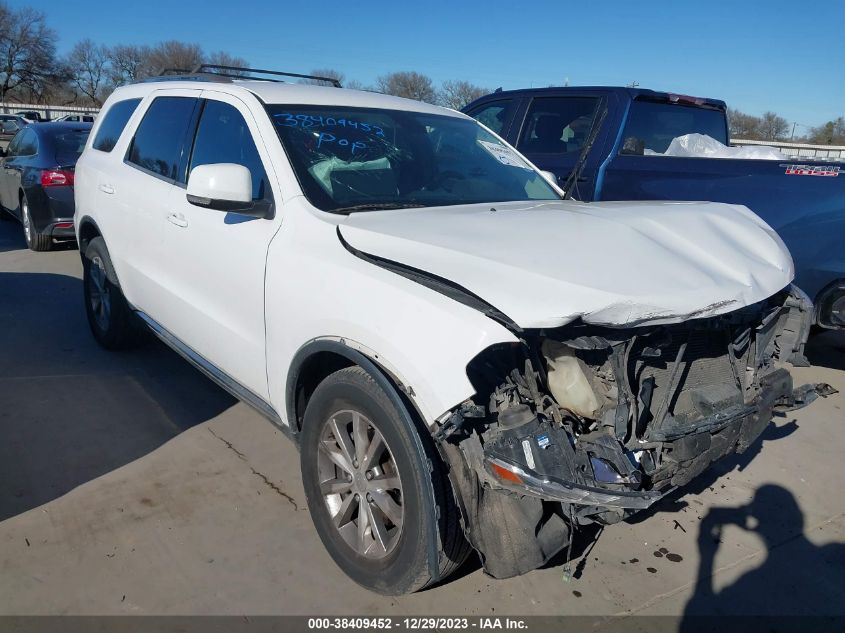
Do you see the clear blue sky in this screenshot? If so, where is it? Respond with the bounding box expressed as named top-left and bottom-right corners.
top-left (12, 0), bottom-right (844, 129)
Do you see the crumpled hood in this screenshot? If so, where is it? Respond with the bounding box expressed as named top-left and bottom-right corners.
top-left (338, 200), bottom-right (794, 329)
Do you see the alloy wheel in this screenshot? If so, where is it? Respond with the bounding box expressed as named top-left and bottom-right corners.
top-left (21, 199), bottom-right (31, 245)
top-left (88, 255), bottom-right (111, 330)
top-left (317, 409), bottom-right (404, 559)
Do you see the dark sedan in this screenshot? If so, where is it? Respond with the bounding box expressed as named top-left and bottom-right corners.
top-left (0, 122), bottom-right (91, 251)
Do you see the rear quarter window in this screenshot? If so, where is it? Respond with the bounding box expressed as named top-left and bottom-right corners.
top-left (92, 98), bottom-right (142, 152)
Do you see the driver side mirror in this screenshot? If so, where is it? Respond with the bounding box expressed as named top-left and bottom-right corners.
top-left (0, 147), bottom-right (6, 158)
top-left (186, 163), bottom-right (271, 218)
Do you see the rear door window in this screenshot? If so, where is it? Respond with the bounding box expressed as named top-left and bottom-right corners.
top-left (127, 96), bottom-right (198, 183)
top-left (516, 97), bottom-right (599, 155)
top-left (464, 100), bottom-right (516, 136)
top-left (188, 100), bottom-right (271, 202)
top-left (92, 98), bottom-right (142, 152)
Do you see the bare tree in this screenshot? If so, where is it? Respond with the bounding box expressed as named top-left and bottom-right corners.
top-left (808, 117), bottom-right (845, 145)
top-left (376, 71), bottom-right (437, 103)
top-left (758, 111), bottom-right (789, 142)
top-left (108, 44), bottom-right (149, 85)
top-left (727, 108), bottom-right (761, 140)
top-left (344, 79), bottom-right (369, 91)
top-left (67, 39), bottom-right (109, 106)
top-left (438, 80), bottom-right (488, 110)
top-left (205, 51), bottom-right (249, 75)
top-left (145, 40), bottom-right (203, 75)
top-left (0, 4), bottom-right (61, 102)
top-left (299, 68), bottom-right (344, 86)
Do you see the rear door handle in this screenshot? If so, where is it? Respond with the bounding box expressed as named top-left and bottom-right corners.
top-left (98, 184), bottom-right (114, 194)
top-left (167, 212), bottom-right (188, 228)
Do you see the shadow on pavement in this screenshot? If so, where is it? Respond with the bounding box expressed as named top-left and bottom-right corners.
top-left (0, 271), bottom-right (236, 522)
top-left (680, 484), bottom-right (845, 625)
top-left (0, 215), bottom-right (26, 253)
top-left (626, 414), bottom-right (800, 527)
top-left (0, 215), bottom-right (78, 254)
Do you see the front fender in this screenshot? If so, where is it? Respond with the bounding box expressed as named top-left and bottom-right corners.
top-left (265, 203), bottom-right (519, 426)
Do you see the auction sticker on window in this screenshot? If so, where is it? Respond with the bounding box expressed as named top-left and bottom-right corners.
top-left (478, 140), bottom-right (532, 170)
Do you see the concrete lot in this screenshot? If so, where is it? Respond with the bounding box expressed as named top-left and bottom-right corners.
top-left (1, 218), bottom-right (844, 620)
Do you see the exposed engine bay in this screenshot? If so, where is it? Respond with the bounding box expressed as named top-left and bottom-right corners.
top-left (436, 285), bottom-right (835, 578)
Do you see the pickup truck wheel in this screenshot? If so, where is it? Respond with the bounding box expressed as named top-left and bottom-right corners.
top-left (300, 366), bottom-right (470, 594)
top-left (82, 237), bottom-right (142, 349)
top-left (21, 196), bottom-right (52, 251)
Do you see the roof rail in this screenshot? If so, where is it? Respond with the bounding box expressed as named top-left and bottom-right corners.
top-left (140, 65), bottom-right (343, 87)
top-left (141, 68), bottom-right (233, 84)
top-left (191, 64), bottom-right (342, 87)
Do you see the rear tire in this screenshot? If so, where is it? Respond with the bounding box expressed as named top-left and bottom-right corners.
top-left (300, 366), bottom-right (470, 595)
top-left (21, 195), bottom-right (52, 251)
top-left (82, 236), bottom-right (143, 349)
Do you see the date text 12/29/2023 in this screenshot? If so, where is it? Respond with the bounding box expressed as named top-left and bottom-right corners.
top-left (307, 617), bottom-right (529, 630)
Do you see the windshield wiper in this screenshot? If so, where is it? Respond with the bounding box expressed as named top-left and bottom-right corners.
top-left (333, 202), bottom-right (427, 213)
top-left (563, 100), bottom-right (608, 200)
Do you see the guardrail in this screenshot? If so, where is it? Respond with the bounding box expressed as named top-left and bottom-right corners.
top-left (732, 138), bottom-right (845, 162)
top-left (1, 102), bottom-right (100, 120)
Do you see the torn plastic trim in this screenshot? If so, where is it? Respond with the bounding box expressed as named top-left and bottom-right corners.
top-left (336, 225), bottom-right (522, 334)
top-left (486, 457), bottom-right (668, 510)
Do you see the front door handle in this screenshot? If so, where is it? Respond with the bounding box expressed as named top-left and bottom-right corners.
top-left (98, 184), bottom-right (114, 194)
top-left (167, 212), bottom-right (188, 228)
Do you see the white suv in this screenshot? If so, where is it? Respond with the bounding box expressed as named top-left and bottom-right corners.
top-left (74, 70), bottom-right (824, 594)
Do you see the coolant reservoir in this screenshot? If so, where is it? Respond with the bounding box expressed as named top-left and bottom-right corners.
top-left (542, 340), bottom-right (600, 418)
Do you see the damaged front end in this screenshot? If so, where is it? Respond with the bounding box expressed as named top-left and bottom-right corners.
top-left (436, 285), bottom-right (834, 579)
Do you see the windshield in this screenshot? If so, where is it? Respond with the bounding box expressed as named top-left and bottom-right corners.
top-left (266, 105), bottom-right (560, 213)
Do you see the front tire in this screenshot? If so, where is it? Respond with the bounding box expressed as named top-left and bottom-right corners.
top-left (21, 195), bottom-right (52, 251)
top-left (300, 366), bottom-right (470, 595)
top-left (82, 236), bottom-right (142, 349)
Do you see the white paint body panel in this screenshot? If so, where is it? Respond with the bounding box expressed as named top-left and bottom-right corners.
top-left (339, 199), bottom-right (794, 329)
top-left (264, 200), bottom-right (518, 423)
top-left (76, 79), bottom-right (795, 426)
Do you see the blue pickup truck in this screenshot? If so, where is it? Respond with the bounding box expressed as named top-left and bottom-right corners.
top-left (463, 87), bottom-right (845, 329)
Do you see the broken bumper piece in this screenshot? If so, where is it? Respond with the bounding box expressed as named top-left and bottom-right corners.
top-left (483, 378), bottom-right (835, 513)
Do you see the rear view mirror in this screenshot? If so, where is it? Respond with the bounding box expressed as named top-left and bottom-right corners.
top-left (186, 163), bottom-right (271, 218)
